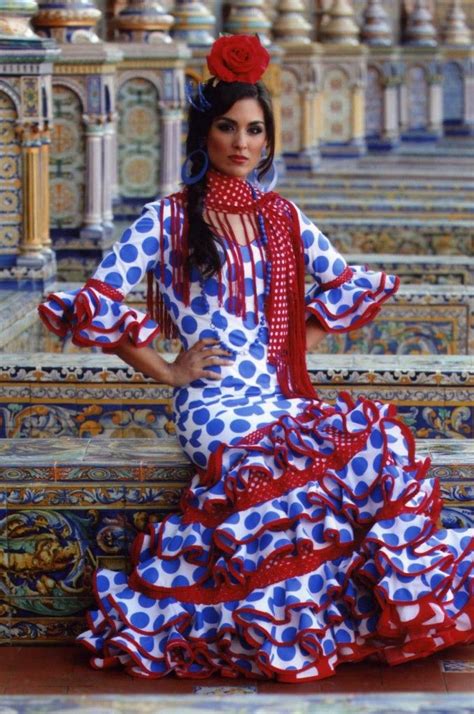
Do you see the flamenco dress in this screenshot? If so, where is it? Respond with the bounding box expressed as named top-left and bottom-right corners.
top-left (38, 171), bottom-right (474, 682)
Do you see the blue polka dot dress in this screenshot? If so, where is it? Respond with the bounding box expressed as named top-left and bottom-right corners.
top-left (39, 190), bottom-right (474, 682)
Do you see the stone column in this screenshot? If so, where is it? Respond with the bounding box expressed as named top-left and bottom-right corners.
top-left (17, 124), bottom-right (43, 259)
top-left (352, 78), bottom-right (365, 147)
top-left (399, 74), bottom-right (409, 134)
top-left (40, 127), bottom-right (52, 249)
top-left (83, 117), bottom-right (104, 233)
top-left (159, 105), bottom-right (181, 196)
top-left (382, 71), bottom-right (400, 144)
top-left (110, 114), bottom-right (119, 200)
top-left (427, 62), bottom-right (443, 136)
top-left (102, 119), bottom-right (115, 228)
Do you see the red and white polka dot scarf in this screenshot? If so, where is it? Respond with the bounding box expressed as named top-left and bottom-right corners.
top-left (204, 171), bottom-right (315, 399)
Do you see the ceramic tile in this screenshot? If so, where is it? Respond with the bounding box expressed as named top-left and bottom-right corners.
top-left (0, 693), bottom-right (472, 713)
top-left (193, 685), bottom-right (258, 695)
top-left (441, 660), bottom-right (474, 673)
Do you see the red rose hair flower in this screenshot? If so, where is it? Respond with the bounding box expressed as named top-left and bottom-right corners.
top-left (207, 35), bottom-right (270, 84)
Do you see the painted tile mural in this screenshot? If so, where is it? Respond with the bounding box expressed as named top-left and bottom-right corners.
top-left (323, 68), bottom-right (351, 142)
top-left (0, 91), bottom-right (21, 255)
top-left (407, 66), bottom-right (428, 131)
top-left (281, 69), bottom-right (301, 153)
top-left (0, 353), bottom-right (473, 442)
top-left (443, 61), bottom-right (464, 125)
top-left (50, 85), bottom-right (85, 230)
top-left (365, 66), bottom-right (384, 137)
top-left (117, 78), bottom-right (160, 199)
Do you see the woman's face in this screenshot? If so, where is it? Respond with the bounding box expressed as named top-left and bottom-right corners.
top-left (206, 97), bottom-right (267, 180)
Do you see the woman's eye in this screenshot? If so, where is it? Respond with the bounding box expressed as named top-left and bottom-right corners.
top-left (216, 122), bottom-right (233, 132)
top-left (249, 127), bottom-right (264, 135)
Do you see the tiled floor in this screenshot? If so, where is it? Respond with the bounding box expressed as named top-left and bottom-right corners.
top-left (0, 644), bottom-right (472, 696)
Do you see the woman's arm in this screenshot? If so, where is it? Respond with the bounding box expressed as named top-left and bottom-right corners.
top-left (113, 337), bottom-right (233, 387)
top-left (305, 316), bottom-right (327, 351)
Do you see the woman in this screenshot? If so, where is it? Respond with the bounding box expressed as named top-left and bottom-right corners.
top-left (39, 35), bottom-right (473, 682)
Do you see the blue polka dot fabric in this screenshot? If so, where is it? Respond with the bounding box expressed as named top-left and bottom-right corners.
top-left (38, 207), bottom-right (162, 349)
top-left (40, 196), bottom-right (474, 681)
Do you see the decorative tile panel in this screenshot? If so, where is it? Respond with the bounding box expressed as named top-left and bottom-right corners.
top-left (0, 353), bottom-right (472, 442)
top-left (407, 65), bottom-right (428, 131)
top-left (117, 78), bottom-right (160, 199)
top-left (50, 85), bottom-right (85, 230)
top-left (323, 68), bottom-right (351, 142)
top-left (0, 91), bottom-right (21, 255)
top-left (365, 66), bottom-right (384, 137)
top-left (281, 69), bottom-right (301, 153)
top-left (443, 62), bottom-right (464, 124)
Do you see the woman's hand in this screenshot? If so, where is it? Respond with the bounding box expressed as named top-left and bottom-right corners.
top-left (166, 338), bottom-right (233, 387)
top-left (306, 316), bottom-right (327, 351)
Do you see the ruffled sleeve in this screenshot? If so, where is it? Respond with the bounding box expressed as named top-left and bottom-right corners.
top-left (293, 204), bottom-right (400, 332)
top-left (38, 203), bottom-right (162, 350)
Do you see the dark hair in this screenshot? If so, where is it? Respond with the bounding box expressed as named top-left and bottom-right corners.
top-left (185, 79), bottom-right (275, 278)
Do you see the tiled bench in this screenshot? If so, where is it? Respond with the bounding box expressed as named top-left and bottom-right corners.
top-left (0, 353), bottom-right (472, 441)
top-left (0, 437), bottom-right (472, 644)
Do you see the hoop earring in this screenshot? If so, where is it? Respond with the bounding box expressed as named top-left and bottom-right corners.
top-left (181, 149), bottom-right (209, 185)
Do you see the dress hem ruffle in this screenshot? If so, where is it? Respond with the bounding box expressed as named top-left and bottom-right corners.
top-left (77, 393), bottom-right (474, 681)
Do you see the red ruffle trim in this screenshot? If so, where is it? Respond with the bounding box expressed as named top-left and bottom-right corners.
top-left (38, 284), bottom-right (160, 350)
top-left (308, 274), bottom-right (401, 334)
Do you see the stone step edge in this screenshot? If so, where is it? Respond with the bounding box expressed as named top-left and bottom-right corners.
top-left (1, 353), bottom-right (473, 386)
top-left (0, 438), bottom-right (472, 470)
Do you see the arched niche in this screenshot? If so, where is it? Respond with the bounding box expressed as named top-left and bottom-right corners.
top-left (322, 68), bottom-right (351, 143)
top-left (0, 91), bottom-right (22, 258)
top-left (365, 65), bottom-right (384, 139)
top-left (281, 69), bottom-right (302, 153)
top-left (442, 61), bottom-right (464, 128)
top-left (50, 84), bottom-right (86, 230)
top-left (117, 77), bottom-right (161, 199)
top-left (407, 65), bottom-right (428, 130)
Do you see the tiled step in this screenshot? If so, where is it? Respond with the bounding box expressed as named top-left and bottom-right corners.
top-left (0, 437), bottom-right (472, 643)
top-left (345, 255), bottom-right (474, 286)
top-left (0, 354), bottom-right (472, 440)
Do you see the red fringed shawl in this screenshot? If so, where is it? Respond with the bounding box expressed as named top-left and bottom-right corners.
top-left (147, 171), bottom-right (316, 400)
